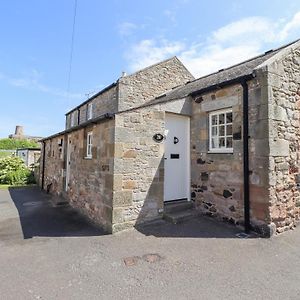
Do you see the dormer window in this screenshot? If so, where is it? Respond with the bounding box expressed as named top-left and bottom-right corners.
top-left (87, 103), bottom-right (93, 120)
top-left (70, 112), bottom-right (76, 127)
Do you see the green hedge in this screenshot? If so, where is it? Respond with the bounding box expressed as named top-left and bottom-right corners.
top-left (0, 138), bottom-right (39, 150)
top-left (0, 156), bottom-right (36, 185)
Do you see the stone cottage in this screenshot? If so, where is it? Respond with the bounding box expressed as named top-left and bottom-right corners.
top-left (40, 40), bottom-right (300, 236)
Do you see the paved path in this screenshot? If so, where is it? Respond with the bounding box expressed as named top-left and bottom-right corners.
top-left (1, 187), bottom-right (300, 300)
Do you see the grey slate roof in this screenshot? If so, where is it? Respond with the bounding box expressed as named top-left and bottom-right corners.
top-left (146, 39), bottom-right (300, 106)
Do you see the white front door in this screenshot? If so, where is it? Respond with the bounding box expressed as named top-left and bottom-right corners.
top-left (65, 135), bottom-right (71, 192)
top-left (164, 113), bottom-right (190, 202)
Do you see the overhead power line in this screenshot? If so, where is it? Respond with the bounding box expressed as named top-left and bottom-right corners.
top-left (67, 0), bottom-right (78, 96)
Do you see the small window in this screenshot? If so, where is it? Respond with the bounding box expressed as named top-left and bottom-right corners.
top-left (59, 139), bottom-right (64, 159)
top-left (86, 132), bottom-right (93, 158)
top-left (70, 112), bottom-right (75, 127)
top-left (87, 103), bottom-right (93, 120)
top-left (209, 109), bottom-right (233, 153)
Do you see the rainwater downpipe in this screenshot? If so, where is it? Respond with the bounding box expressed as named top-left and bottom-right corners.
top-left (241, 80), bottom-right (251, 233)
top-left (41, 140), bottom-right (46, 190)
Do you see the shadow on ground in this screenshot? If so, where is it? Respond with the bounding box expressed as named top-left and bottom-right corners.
top-left (6, 186), bottom-right (256, 240)
top-left (136, 216), bottom-right (257, 239)
top-left (8, 186), bottom-right (105, 239)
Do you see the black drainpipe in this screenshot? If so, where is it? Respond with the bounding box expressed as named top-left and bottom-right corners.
top-left (241, 80), bottom-right (251, 233)
top-left (190, 74), bottom-right (254, 234)
top-left (41, 140), bottom-right (46, 190)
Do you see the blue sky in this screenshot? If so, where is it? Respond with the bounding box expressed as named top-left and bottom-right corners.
top-left (0, 0), bottom-right (300, 138)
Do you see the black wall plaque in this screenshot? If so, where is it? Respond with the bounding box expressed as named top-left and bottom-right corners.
top-left (153, 133), bottom-right (164, 143)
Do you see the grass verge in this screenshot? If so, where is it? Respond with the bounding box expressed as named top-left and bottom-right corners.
top-left (0, 184), bottom-right (37, 190)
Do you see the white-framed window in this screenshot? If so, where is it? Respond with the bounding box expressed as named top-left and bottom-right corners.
top-left (87, 102), bottom-right (93, 120)
top-left (86, 132), bottom-right (93, 158)
top-left (70, 112), bottom-right (75, 127)
top-left (209, 108), bottom-right (233, 153)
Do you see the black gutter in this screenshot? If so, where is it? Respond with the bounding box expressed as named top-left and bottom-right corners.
top-left (192, 72), bottom-right (255, 234)
top-left (190, 74), bottom-right (255, 97)
top-left (41, 141), bottom-right (46, 190)
top-left (65, 82), bottom-right (117, 115)
top-left (40, 113), bottom-right (114, 142)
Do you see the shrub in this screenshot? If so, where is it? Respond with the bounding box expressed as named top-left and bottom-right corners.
top-left (0, 156), bottom-right (35, 185)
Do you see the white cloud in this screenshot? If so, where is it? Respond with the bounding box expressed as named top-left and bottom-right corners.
top-left (125, 39), bottom-right (185, 71)
top-left (0, 69), bottom-right (81, 100)
top-left (118, 22), bottom-right (137, 37)
top-left (180, 43), bottom-right (260, 77)
top-left (279, 11), bottom-right (300, 41)
top-left (212, 16), bottom-right (276, 44)
top-left (124, 11), bottom-right (300, 78)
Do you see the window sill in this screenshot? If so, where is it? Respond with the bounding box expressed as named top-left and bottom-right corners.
top-left (84, 156), bottom-right (93, 160)
top-left (208, 150), bottom-right (233, 154)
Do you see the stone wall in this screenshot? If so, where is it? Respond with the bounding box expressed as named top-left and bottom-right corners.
top-left (191, 85), bottom-right (245, 225)
top-left (266, 46), bottom-right (300, 233)
top-left (248, 74), bottom-right (273, 233)
top-left (191, 79), bottom-right (272, 233)
top-left (41, 119), bottom-right (115, 232)
top-left (112, 98), bottom-right (191, 232)
top-left (65, 57), bottom-right (193, 130)
top-left (42, 135), bottom-right (65, 195)
top-left (118, 57), bottom-right (194, 111)
top-left (66, 85), bottom-right (118, 129)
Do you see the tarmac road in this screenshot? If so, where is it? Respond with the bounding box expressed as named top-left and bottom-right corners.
top-left (0, 186), bottom-right (300, 300)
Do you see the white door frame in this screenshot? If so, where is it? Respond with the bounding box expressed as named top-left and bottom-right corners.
top-left (164, 113), bottom-right (191, 202)
top-left (65, 135), bottom-right (71, 192)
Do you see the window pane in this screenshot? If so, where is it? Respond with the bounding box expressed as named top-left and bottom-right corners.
top-left (226, 112), bottom-right (233, 123)
top-left (212, 126), bottom-right (218, 136)
top-left (212, 115), bottom-right (218, 125)
top-left (219, 114), bottom-right (225, 124)
top-left (211, 137), bottom-right (218, 148)
top-left (226, 137), bottom-right (233, 148)
top-left (219, 137), bottom-right (225, 148)
top-left (227, 125), bottom-right (232, 135)
top-left (219, 125), bottom-right (225, 136)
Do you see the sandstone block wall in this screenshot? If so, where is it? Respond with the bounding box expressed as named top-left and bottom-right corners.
top-left (118, 57), bottom-right (194, 111)
top-left (65, 57), bottom-right (193, 130)
top-left (191, 85), bottom-right (245, 225)
top-left (41, 119), bottom-right (115, 232)
top-left (112, 109), bottom-right (165, 232)
top-left (41, 135), bottom-right (65, 195)
top-left (191, 79), bottom-right (272, 232)
top-left (112, 98), bottom-right (192, 232)
top-left (266, 47), bottom-right (300, 233)
top-left (66, 85), bottom-right (118, 129)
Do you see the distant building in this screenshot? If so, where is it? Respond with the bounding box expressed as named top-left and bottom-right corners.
top-left (9, 125), bottom-right (43, 142)
top-left (16, 148), bottom-right (41, 168)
